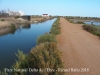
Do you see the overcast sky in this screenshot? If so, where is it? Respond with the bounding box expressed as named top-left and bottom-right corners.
top-left (0, 0), bottom-right (100, 17)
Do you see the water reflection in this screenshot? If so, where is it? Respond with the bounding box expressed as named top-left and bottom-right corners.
top-left (84, 21), bottom-right (100, 26)
top-left (0, 24), bottom-right (32, 36)
top-left (22, 24), bottom-right (31, 29)
top-left (0, 27), bottom-right (16, 36)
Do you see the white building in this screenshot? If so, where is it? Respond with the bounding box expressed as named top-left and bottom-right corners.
top-left (42, 14), bottom-right (49, 17)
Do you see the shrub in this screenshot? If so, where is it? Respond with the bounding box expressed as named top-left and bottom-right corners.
top-left (1, 19), bottom-right (5, 21)
top-left (0, 70), bottom-right (8, 75)
top-left (9, 23), bottom-right (16, 34)
top-left (12, 50), bottom-right (29, 68)
top-left (11, 42), bottom-right (63, 75)
top-left (50, 27), bottom-right (60, 35)
top-left (28, 42), bottom-right (63, 75)
top-left (76, 21), bottom-right (85, 24)
top-left (10, 23), bottom-right (16, 28)
top-left (37, 33), bottom-right (57, 45)
top-left (11, 50), bottom-right (29, 75)
top-left (83, 24), bottom-right (100, 37)
top-left (15, 16), bottom-right (20, 19)
top-left (83, 25), bottom-right (96, 32)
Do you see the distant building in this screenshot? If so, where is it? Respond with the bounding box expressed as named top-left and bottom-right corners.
top-left (21, 15), bottom-right (31, 21)
top-left (42, 14), bottom-right (49, 17)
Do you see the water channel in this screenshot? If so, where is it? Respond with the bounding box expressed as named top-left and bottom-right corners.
top-left (0, 18), bottom-right (56, 70)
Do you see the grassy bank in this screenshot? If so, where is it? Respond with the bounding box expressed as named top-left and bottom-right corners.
top-left (50, 18), bottom-right (61, 35)
top-left (37, 33), bottom-right (57, 45)
top-left (83, 24), bottom-right (100, 37)
top-left (1, 18), bottom-right (64, 75)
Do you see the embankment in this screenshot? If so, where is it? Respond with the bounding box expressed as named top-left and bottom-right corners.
top-left (57, 17), bottom-right (100, 75)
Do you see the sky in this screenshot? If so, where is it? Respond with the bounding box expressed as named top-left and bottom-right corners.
top-left (0, 0), bottom-right (100, 17)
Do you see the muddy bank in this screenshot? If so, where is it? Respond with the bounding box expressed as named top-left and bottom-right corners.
top-left (0, 17), bottom-right (29, 29)
top-left (0, 27), bottom-right (15, 36)
top-left (0, 23), bottom-right (20, 36)
top-left (0, 17), bottom-right (54, 28)
top-left (0, 17), bottom-right (54, 36)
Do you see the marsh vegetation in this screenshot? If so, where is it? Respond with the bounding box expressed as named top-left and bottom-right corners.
top-left (83, 24), bottom-right (100, 37)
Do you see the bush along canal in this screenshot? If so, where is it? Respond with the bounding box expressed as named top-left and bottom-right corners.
top-left (83, 24), bottom-right (100, 37)
top-left (0, 18), bottom-right (64, 75)
top-left (0, 18), bottom-right (57, 70)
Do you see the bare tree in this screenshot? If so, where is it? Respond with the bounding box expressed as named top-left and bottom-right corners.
top-left (0, 10), bottom-right (9, 18)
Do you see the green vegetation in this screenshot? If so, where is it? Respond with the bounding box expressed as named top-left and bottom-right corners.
top-left (1, 19), bottom-right (5, 21)
top-left (15, 16), bottom-right (20, 19)
top-left (11, 50), bottom-right (29, 75)
top-left (10, 23), bottom-right (15, 28)
top-left (9, 23), bottom-right (16, 34)
top-left (12, 50), bottom-right (29, 68)
top-left (37, 33), bottom-right (57, 45)
top-left (83, 24), bottom-right (100, 36)
top-left (29, 42), bottom-right (63, 75)
top-left (50, 18), bottom-right (61, 35)
top-left (0, 70), bottom-right (8, 75)
top-left (75, 21), bottom-right (85, 24)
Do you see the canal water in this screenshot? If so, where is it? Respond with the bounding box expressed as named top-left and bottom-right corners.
top-left (84, 21), bottom-right (100, 26)
top-left (73, 20), bottom-right (100, 26)
top-left (0, 18), bottom-right (56, 70)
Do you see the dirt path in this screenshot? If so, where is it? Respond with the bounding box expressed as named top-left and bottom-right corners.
top-left (57, 17), bottom-right (100, 75)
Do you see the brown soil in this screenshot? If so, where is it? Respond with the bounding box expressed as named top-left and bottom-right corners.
top-left (0, 21), bottom-right (11, 28)
top-left (57, 17), bottom-right (100, 75)
top-left (0, 17), bottom-right (28, 28)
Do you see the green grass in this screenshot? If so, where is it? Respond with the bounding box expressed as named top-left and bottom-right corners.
top-left (50, 18), bottom-right (61, 35)
top-left (37, 33), bottom-right (57, 45)
top-left (83, 24), bottom-right (100, 36)
top-left (50, 27), bottom-right (60, 34)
